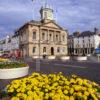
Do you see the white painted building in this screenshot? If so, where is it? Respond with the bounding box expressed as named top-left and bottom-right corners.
top-left (0, 33), bottom-right (20, 56)
top-left (11, 34), bottom-right (19, 50)
top-left (0, 40), bottom-right (4, 51)
top-left (0, 36), bottom-right (12, 53)
top-left (68, 28), bottom-right (100, 55)
top-left (68, 28), bottom-right (100, 56)
top-left (11, 33), bottom-right (20, 56)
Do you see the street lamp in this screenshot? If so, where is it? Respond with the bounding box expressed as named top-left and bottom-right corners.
top-left (36, 26), bottom-right (41, 72)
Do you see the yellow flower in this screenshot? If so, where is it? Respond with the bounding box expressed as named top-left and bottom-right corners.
top-left (6, 72), bottom-right (100, 100)
top-left (27, 91), bottom-right (33, 96)
top-left (81, 86), bottom-right (87, 91)
top-left (11, 97), bottom-right (20, 100)
top-left (64, 90), bottom-right (68, 94)
top-left (52, 94), bottom-right (60, 100)
top-left (69, 96), bottom-right (75, 100)
top-left (84, 91), bottom-right (89, 96)
top-left (91, 93), bottom-right (98, 100)
top-left (44, 93), bottom-right (49, 99)
top-left (64, 96), bottom-right (69, 100)
top-left (72, 74), bottom-right (77, 78)
top-left (26, 96), bottom-right (33, 100)
top-left (8, 88), bottom-right (14, 93)
top-left (69, 88), bottom-right (74, 94)
top-left (77, 92), bottom-right (82, 97)
top-left (73, 85), bottom-right (81, 91)
top-left (21, 94), bottom-right (27, 99)
top-left (65, 80), bottom-right (70, 85)
top-left (83, 95), bottom-right (87, 100)
top-left (70, 78), bottom-right (76, 84)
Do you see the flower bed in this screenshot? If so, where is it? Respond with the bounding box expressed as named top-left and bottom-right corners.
top-left (0, 58), bottom-right (9, 62)
top-left (6, 72), bottom-right (100, 100)
top-left (0, 62), bottom-right (27, 69)
top-left (0, 58), bottom-right (29, 79)
top-left (0, 66), bottom-right (29, 79)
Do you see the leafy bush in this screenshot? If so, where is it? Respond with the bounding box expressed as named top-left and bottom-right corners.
top-left (6, 72), bottom-right (100, 100)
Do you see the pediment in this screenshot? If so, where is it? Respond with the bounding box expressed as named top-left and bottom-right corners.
top-left (42, 21), bottom-right (63, 29)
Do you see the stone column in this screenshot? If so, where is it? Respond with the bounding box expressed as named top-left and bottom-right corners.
top-left (59, 33), bottom-right (62, 42)
top-left (53, 31), bottom-right (56, 43)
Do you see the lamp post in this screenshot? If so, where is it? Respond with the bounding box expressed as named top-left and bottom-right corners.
top-left (36, 26), bottom-right (41, 72)
top-left (31, 0), bottom-right (41, 72)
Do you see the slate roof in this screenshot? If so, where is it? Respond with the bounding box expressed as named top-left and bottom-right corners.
top-left (16, 20), bottom-right (66, 33)
top-left (29, 20), bottom-right (42, 26)
top-left (79, 31), bottom-right (95, 37)
top-left (68, 35), bottom-right (74, 39)
top-left (69, 30), bottom-right (100, 38)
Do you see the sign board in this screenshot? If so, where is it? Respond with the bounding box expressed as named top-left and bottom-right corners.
top-left (95, 48), bottom-right (100, 53)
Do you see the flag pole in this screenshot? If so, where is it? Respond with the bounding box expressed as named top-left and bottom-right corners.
top-left (31, 0), bottom-right (35, 20)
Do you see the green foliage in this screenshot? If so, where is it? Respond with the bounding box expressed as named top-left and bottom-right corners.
top-left (0, 62), bottom-right (27, 69)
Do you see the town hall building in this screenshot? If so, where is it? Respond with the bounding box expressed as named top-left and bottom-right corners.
top-left (16, 6), bottom-right (68, 59)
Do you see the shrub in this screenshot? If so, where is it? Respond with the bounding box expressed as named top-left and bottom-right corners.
top-left (6, 72), bottom-right (100, 100)
top-left (0, 58), bottom-right (28, 69)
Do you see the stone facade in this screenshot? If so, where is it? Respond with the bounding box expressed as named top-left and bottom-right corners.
top-left (16, 7), bottom-right (68, 59)
top-left (17, 20), bottom-right (68, 58)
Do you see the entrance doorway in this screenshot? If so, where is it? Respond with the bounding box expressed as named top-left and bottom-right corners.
top-left (51, 47), bottom-right (54, 55)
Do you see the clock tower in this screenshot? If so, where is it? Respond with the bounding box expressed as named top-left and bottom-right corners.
top-left (40, 5), bottom-right (54, 22)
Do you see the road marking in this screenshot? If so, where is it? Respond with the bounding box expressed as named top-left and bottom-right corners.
top-left (54, 64), bottom-right (86, 69)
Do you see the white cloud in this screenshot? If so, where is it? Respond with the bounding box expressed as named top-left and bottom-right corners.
top-left (0, 0), bottom-right (100, 38)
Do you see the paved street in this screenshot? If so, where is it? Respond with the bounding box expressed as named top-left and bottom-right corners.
top-left (0, 59), bottom-right (100, 90)
top-left (29, 59), bottom-right (100, 84)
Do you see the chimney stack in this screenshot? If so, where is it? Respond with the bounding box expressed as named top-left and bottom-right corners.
top-left (94, 28), bottom-right (99, 35)
top-left (73, 31), bottom-right (80, 36)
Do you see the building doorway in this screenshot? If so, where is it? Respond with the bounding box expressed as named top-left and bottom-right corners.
top-left (43, 47), bottom-right (46, 59)
top-left (51, 47), bottom-right (54, 55)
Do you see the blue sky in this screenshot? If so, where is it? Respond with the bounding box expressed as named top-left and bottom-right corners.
top-left (0, 0), bottom-right (100, 38)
